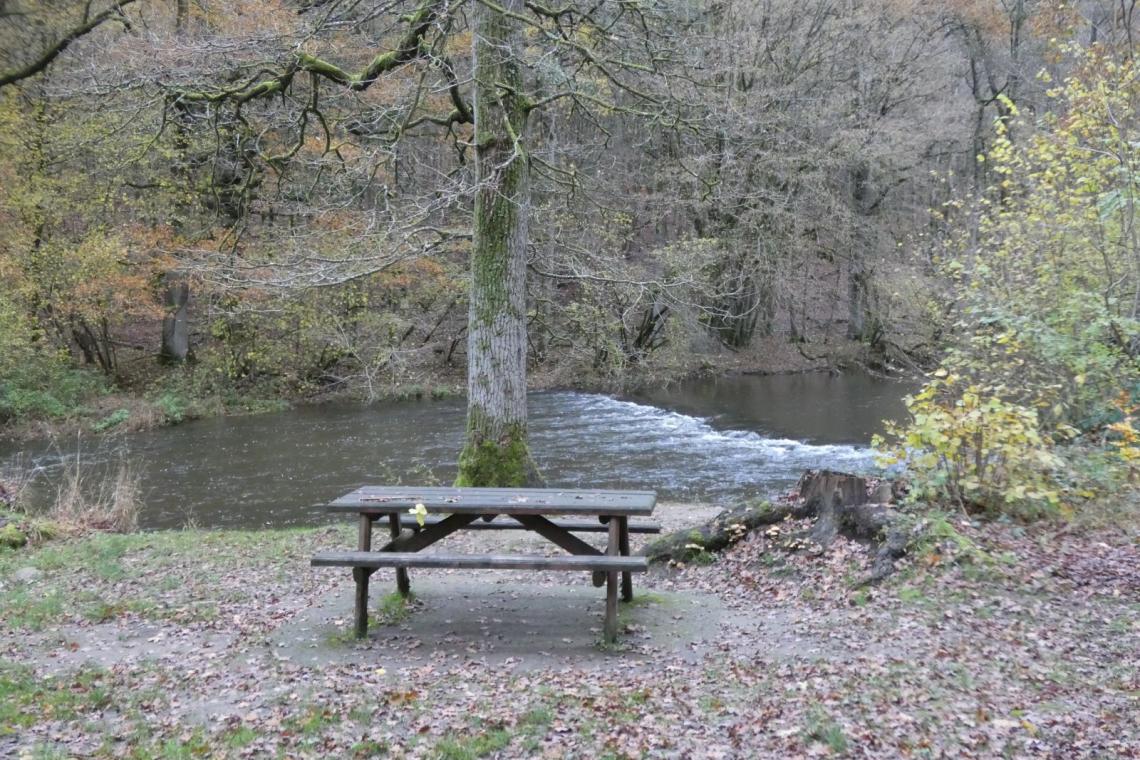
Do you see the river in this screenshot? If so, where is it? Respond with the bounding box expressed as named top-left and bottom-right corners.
top-left (0, 372), bottom-right (912, 530)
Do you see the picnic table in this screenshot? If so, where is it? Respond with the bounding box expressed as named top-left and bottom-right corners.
top-left (311, 486), bottom-right (659, 643)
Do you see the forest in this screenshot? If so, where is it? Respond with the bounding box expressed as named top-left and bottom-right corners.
top-left (0, 1), bottom-right (1138, 758)
top-left (3, 0), bottom-right (1140, 498)
top-left (0, 0), bottom-right (1136, 486)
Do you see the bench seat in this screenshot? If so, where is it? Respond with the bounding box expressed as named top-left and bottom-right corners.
top-left (311, 551), bottom-right (648, 573)
top-left (395, 515), bottom-right (661, 534)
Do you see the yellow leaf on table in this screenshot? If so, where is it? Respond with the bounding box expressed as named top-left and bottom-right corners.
top-left (408, 503), bottom-right (428, 527)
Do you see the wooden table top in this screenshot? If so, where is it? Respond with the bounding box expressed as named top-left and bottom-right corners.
top-left (326, 486), bottom-right (657, 516)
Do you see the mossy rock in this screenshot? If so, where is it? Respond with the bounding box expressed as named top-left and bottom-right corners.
top-left (0, 523), bottom-right (28, 549)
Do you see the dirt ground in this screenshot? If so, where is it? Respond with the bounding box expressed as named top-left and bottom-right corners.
top-left (0, 502), bottom-right (1137, 758)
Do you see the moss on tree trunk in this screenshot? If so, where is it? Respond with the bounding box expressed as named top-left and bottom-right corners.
top-left (455, 0), bottom-right (539, 487)
top-left (455, 422), bottom-right (535, 487)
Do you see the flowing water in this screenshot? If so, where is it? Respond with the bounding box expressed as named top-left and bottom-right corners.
top-left (0, 373), bottom-right (913, 530)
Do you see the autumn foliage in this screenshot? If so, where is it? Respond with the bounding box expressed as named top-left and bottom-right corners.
top-left (879, 42), bottom-right (1140, 515)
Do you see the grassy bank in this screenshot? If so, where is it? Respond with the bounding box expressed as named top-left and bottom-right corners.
top-left (1, 334), bottom-right (866, 442)
top-left (0, 376), bottom-right (464, 442)
top-left (0, 524), bottom-right (334, 631)
top-left (1, 508), bottom-right (1136, 758)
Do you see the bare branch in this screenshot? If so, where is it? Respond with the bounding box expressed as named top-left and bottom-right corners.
top-left (0, 0), bottom-right (139, 89)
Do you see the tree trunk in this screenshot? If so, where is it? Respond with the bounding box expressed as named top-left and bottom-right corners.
top-left (456, 0), bottom-right (539, 487)
top-left (847, 259), bottom-right (870, 341)
top-left (160, 277), bottom-right (191, 363)
top-left (643, 500), bottom-right (816, 563)
top-left (846, 163), bottom-right (876, 343)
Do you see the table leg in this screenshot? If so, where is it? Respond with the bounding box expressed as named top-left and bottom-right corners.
top-left (604, 517), bottom-right (620, 643)
top-left (618, 516), bottom-right (633, 602)
top-left (511, 514), bottom-right (607, 588)
top-left (388, 513), bottom-right (411, 597)
top-left (354, 514), bottom-right (372, 638)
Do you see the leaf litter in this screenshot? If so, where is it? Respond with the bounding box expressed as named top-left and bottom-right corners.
top-left (0, 505), bottom-right (1136, 758)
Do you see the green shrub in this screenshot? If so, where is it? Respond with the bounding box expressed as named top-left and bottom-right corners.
top-left (876, 374), bottom-right (1064, 518)
top-left (155, 392), bottom-right (188, 424)
top-left (0, 362), bottom-right (106, 423)
top-left (890, 51), bottom-right (1140, 515)
top-left (93, 408), bottom-right (130, 432)
top-left (0, 298), bottom-right (106, 423)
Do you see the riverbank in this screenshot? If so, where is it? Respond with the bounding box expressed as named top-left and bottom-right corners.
top-left (1, 504), bottom-right (1135, 758)
top-left (0, 335), bottom-right (874, 443)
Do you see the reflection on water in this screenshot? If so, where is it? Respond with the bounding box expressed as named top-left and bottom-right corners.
top-left (0, 373), bottom-right (913, 530)
top-left (631, 372), bottom-right (913, 444)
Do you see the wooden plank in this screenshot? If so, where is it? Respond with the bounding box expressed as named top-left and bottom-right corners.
top-left (388, 513), bottom-right (410, 596)
top-left (354, 514), bottom-right (372, 638)
top-left (511, 514), bottom-right (607, 587)
top-left (618, 516), bottom-right (633, 603)
top-left (311, 551), bottom-right (648, 572)
top-left (604, 517), bottom-right (621, 643)
top-left (509, 515), bottom-right (602, 555)
top-left (327, 486), bottom-right (656, 516)
top-left (358, 513), bottom-right (372, 552)
top-left (395, 515), bottom-right (661, 534)
top-left (353, 568), bottom-right (369, 638)
top-left (382, 513), bottom-right (480, 553)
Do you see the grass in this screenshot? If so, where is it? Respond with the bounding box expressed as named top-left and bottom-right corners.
top-left (803, 707), bottom-right (849, 754)
top-left (0, 525), bottom-right (331, 630)
top-left (0, 662), bottom-right (112, 729)
top-left (611, 589), bottom-right (671, 634)
top-left (373, 591), bottom-right (417, 626)
top-left (519, 706), bottom-right (553, 729)
top-left (93, 408), bottom-right (131, 432)
top-left (1107, 613), bottom-right (1134, 634)
top-left (0, 459), bottom-right (33, 513)
top-left (622, 590), bottom-right (669, 608)
top-left (152, 730), bottom-right (212, 759)
top-left (286, 704), bottom-right (341, 736)
top-left (699, 694), bottom-right (725, 712)
top-left (434, 728), bottom-right (512, 760)
top-left (33, 532), bottom-right (132, 577)
top-left (10, 676), bottom-right (219, 760)
top-left (3, 447), bottom-right (144, 538)
top-left (323, 591), bottom-right (420, 643)
top-left (50, 453), bottom-right (141, 534)
top-left (594, 635), bottom-right (627, 653)
top-left (350, 739), bottom-right (391, 756)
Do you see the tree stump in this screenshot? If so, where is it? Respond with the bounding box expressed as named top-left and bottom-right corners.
top-left (648, 469), bottom-right (910, 583)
